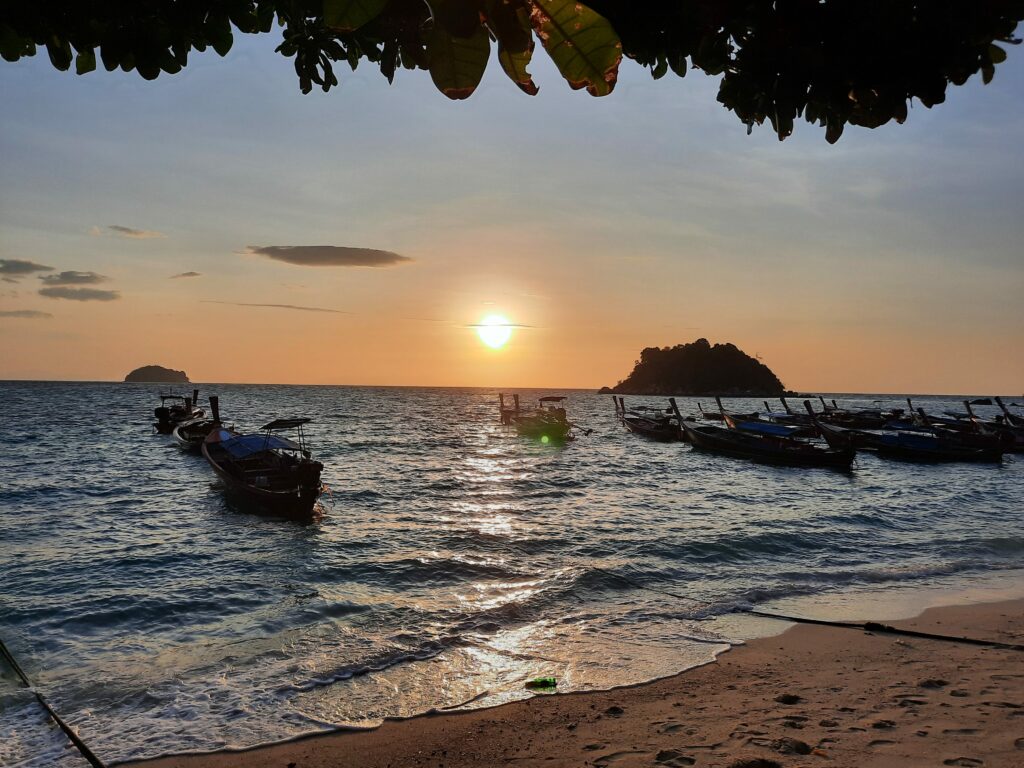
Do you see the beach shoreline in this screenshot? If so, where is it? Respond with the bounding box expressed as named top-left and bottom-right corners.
top-left (124, 596), bottom-right (1024, 768)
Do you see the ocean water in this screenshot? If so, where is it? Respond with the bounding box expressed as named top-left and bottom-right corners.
top-left (1, 382), bottom-right (1022, 766)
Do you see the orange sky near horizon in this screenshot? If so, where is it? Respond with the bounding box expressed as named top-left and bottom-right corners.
top-left (1, 252), bottom-right (1021, 394)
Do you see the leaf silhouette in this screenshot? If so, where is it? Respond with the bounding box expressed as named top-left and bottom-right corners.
top-left (324, 0), bottom-right (389, 33)
top-left (427, 21), bottom-right (491, 100)
top-left (528, 0), bottom-right (621, 96)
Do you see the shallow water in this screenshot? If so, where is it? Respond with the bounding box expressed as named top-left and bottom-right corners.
top-left (1, 383), bottom-right (1022, 766)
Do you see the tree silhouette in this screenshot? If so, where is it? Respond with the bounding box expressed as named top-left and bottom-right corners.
top-left (2, 1), bottom-right (1021, 141)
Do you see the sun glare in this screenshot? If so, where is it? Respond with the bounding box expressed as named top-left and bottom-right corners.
top-left (476, 314), bottom-right (513, 349)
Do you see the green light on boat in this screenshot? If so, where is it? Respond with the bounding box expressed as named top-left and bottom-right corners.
top-left (541, 435), bottom-right (549, 444)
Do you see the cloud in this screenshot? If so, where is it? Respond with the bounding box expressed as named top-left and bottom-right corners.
top-left (201, 300), bottom-right (349, 314)
top-left (0, 259), bottom-right (54, 281)
top-left (243, 245), bottom-right (411, 268)
top-left (0, 309), bottom-right (53, 318)
top-left (39, 287), bottom-right (121, 302)
top-left (170, 271), bottom-right (202, 279)
top-left (39, 271), bottom-right (109, 286)
top-left (465, 322), bottom-right (534, 329)
top-left (91, 225), bottom-right (166, 239)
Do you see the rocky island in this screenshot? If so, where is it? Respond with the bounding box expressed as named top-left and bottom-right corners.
top-left (600, 338), bottom-right (786, 396)
top-left (124, 365), bottom-right (189, 383)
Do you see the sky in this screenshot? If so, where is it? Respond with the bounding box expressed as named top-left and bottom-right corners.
top-left (1, 28), bottom-right (1023, 393)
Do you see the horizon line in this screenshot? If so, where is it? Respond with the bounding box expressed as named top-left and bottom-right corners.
top-left (0, 378), bottom-right (1018, 399)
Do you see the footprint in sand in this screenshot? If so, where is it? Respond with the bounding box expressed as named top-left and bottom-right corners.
top-left (593, 750), bottom-right (647, 765)
top-left (868, 739), bottom-right (896, 747)
top-left (654, 749), bottom-right (696, 766)
top-left (942, 759), bottom-right (984, 767)
top-left (1014, 737), bottom-right (1024, 750)
top-left (659, 722), bottom-right (683, 734)
top-left (942, 728), bottom-right (978, 734)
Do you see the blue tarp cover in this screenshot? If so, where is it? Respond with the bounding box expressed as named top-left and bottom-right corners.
top-left (219, 433), bottom-right (301, 459)
top-left (735, 420), bottom-right (800, 438)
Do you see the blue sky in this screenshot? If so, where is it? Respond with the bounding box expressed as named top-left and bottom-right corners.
top-left (1, 30), bottom-right (1022, 391)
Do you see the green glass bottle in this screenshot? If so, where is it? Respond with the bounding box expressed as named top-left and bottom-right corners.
top-left (525, 676), bottom-right (558, 690)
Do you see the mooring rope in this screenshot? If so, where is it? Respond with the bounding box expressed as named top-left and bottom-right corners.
top-left (0, 635), bottom-right (107, 768)
top-left (740, 608), bottom-right (1024, 652)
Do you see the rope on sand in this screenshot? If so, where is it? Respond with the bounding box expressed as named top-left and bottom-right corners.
top-left (0, 635), bottom-right (107, 768)
top-left (740, 608), bottom-right (1024, 652)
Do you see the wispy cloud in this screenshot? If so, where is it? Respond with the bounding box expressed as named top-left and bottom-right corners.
top-left (1, 259), bottom-right (54, 282)
top-left (39, 287), bottom-right (121, 302)
top-left (170, 271), bottom-right (202, 279)
top-left (243, 245), bottom-right (411, 268)
top-left (464, 322), bottom-right (534, 329)
top-left (0, 309), bottom-right (53, 318)
top-left (91, 225), bottom-right (166, 239)
top-left (201, 300), bottom-right (349, 314)
top-left (39, 271), bottom-right (109, 286)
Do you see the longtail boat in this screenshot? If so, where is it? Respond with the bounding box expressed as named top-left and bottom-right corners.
top-left (615, 396), bottom-right (681, 441)
top-left (154, 389), bottom-right (204, 434)
top-left (680, 411), bottom-right (854, 468)
top-left (202, 416), bottom-right (324, 519)
top-left (172, 396), bottom-right (223, 453)
top-left (814, 418), bottom-right (1002, 463)
top-left (509, 396), bottom-right (575, 443)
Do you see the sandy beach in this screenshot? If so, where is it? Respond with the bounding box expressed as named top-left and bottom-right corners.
top-left (128, 598), bottom-right (1024, 768)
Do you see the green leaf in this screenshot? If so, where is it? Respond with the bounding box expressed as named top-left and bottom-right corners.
top-left (427, 20), bottom-right (490, 100)
top-left (324, 0), bottom-right (388, 33)
top-left (75, 47), bottom-right (96, 75)
top-left (528, 0), bottom-right (621, 97)
top-left (487, 1), bottom-right (537, 94)
top-left (498, 44), bottom-right (538, 95)
top-left (989, 43), bottom-right (1007, 64)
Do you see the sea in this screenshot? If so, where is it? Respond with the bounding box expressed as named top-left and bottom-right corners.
top-left (1, 382), bottom-right (1023, 766)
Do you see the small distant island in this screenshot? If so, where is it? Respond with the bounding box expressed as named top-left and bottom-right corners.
top-left (600, 339), bottom-right (786, 396)
top-left (124, 365), bottom-right (189, 383)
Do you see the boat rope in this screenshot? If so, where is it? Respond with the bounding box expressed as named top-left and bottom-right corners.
top-left (739, 608), bottom-right (1024, 652)
top-left (0, 635), bottom-right (107, 768)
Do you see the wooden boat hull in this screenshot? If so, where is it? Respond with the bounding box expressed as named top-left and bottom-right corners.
top-left (172, 419), bottom-right (218, 453)
top-left (623, 416), bottom-right (680, 442)
top-left (154, 406), bottom-right (205, 434)
top-left (202, 428), bottom-right (323, 520)
top-left (514, 417), bottom-right (572, 442)
top-left (681, 421), bottom-right (854, 468)
top-left (818, 423), bottom-right (1002, 463)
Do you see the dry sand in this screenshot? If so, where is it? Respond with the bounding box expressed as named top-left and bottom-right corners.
top-left (129, 599), bottom-right (1024, 768)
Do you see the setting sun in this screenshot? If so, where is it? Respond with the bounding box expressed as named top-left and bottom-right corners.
top-left (476, 314), bottom-right (513, 349)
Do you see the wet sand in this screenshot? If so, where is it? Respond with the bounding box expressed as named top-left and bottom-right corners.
top-left (129, 599), bottom-right (1024, 768)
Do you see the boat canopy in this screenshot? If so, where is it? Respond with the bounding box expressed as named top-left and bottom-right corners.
top-left (732, 419), bottom-right (801, 438)
top-left (539, 396), bottom-right (566, 402)
top-left (218, 433), bottom-right (302, 458)
top-left (260, 418), bottom-right (312, 431)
